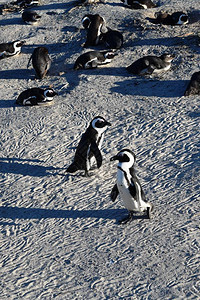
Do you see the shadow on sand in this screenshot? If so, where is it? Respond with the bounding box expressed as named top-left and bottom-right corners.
top-left (0, 157), bottom-right (61, 177)
top-left (0, 206), bottom-right (148, 222)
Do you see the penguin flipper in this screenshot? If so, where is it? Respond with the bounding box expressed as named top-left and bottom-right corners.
top-left (111, 184), bottom-right (119, 202)
top-left (90, 140), bottom-right (102, 168)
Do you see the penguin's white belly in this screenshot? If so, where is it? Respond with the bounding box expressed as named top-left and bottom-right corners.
top-left (117, 171), bottom-right (139, 211)
top-left (152, 64), bottom-right (171, 74)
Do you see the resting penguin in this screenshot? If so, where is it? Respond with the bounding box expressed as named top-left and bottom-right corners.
top-left (82, 14), bottom-right (107, 47)
top-left (110, 149), bottom-right (153, 224)
top-left (0, 40), bottom-right (25, 59)
top-left (22, 9), bottom-right (41, 24)
top-left (150, 11), bottom-right (189, 25)
top-left (121, 0), bottom-right (156, 9)
top-left (66, 116), bottom-right (111, 176)
top-left (184, 71), bottom-right (200, 96)
top-left (16, 87), bottom-right (57, 106)
top-left (28, 46), bottom-right (51, 79)
top-left (100, 29), bottom-right (123, 49)
top-left (126, 53), bottom-right (174, 76)
top-left (13, 0), bottom-right (39, 8)
top-left (74, 50), bottom-right (117, 70)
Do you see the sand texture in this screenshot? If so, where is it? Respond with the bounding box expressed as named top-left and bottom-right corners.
top-left (0, 0), bottom-right (199, 299)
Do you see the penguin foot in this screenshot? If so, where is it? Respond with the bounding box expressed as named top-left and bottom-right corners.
top-left (119, 212), bottom-right (133, 225)
top-left (146, 207), bottom-right (152, 219)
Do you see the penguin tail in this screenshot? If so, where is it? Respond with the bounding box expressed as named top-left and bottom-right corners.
top-left (66, 163), bottom-right (79, 173)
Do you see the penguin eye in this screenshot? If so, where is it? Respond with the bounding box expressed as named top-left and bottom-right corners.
top-left (95, 120), bottom-right (105, 128)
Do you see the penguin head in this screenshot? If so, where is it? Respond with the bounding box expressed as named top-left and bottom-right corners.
top-left (172, 12), bottom-right (188, 25)
top-left (110, 149), bottom-right (136, 167)
top-left (91, 116), bottom-right (111, 133)
top-left (44, 88), bottom-right (58, 100)
top-left (160, 53), bottom-right (175, 62)
top-left (13, 40), bottom-right (25, 51)
top-left (103, 51), bottom-right (118, 60)
top-left (82, 15), bottom-right (92, 29)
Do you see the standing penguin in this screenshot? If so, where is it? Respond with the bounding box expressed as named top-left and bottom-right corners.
top-left (82, 14), bottom-right (107, 47)
top-left (110, 149), bottom-right (153, 224)
top-left (16, 87), bottom-right (57, 106)
top-left (184, 71), bottom-right (200, 96)
top-left (126, 53), bottom-right (174, 76)
top-left (74, 50), bottom-right (117, 70)
top-left (67, 116), bottom-right (111, 176)
top-left (22, 9), bottom-right (41, 24)
top-left (28, 46), bottom-right (51, 79)
top-left (0, 40), bottom-right (25, 59)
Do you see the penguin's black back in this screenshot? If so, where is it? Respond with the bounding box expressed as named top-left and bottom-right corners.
top-left (32, 47), bottom-right (51, 79)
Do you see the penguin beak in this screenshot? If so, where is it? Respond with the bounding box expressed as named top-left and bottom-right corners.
top-left (110, 155), bottom-right (118, 161)
top-left (105, 121), bottom-right (111, 126)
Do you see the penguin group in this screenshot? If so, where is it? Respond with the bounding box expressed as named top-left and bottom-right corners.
top-left (0, 0), bottom-right (199, 224)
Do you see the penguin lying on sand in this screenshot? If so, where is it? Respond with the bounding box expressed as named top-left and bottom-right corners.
top-left (100, 29), bottom-right (123, 49)
top-left (0, 0), bottom-right (38, 14)
top-left (22, 9), bottom-right (41, 24)
top-left (16, 87), bottom-right (57, 106)
top-left (121, 0), bottom-right (156, 9)
top-left (126, 53), bottom-right (174, 76)
top-left (82, 14), bottom-right (107, 47)
top-left (67, 116), bottom-right (111, 176)
top-left (74, 50), bottom-right (117, 70)
top-left (110, 149), bottom-right (153, 224)
top-left (28, 46), bottom-right (51, 79)
top-left (149, 11), bottom-right (188, 25)
top-left (0, 40), bottom-right (25, 59)
top-left (184, 71), bottom-right (200, 96)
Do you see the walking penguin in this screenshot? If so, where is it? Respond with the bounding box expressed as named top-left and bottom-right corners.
top-left (67, 116), bottom-right (111, 176)
top-left (110, 149), bottom-right (153, 224)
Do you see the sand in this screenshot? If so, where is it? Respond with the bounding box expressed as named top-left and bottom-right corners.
top-left (0, 0), bottom-right (199, 299)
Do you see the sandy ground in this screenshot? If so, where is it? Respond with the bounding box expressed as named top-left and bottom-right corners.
top-left (0, 0), bottom-right (199, 299)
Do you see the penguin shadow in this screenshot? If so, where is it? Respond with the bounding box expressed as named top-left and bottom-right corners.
top-left (0, 68), bottom-right (30, 80)
top-left (34, 1), bottom-right (75, 13)
top-left (0, 100), bottom-right (15, 108)
top-left (111, 78), bottom-right (189, 98)
top-left (0, 157), bottom-right (61, 177)
top-left (0, 205), bottom-right (147, 223)
top-left (0, 17), bottom-right (21, 26)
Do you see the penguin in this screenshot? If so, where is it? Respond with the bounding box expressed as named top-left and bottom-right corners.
top-left (150, 11), bottom-right (188, 25)
top-left (110, 149), bottom-right (153, 224)
top-left (82, 14), bottom-right (107, 47)
top-left (100, 29), bottom-right (123, 49)
top-left (74, 50), bottom-right (117, 70)
top-left (184, 71), bottom-right (200, 96)
top-left (126, 53), bottom-right (174, 76)
top-left (16, 87), bottom-right (57, 106)
top-left (12, 0), bottom-right (39, 8)
top-left (22, 9), bottom-right (41, 24)
top-left (121, 0), bottom-right (156, 9)
top-left (0, 40), bottom-right (25, 59)
top-left (28, 47), bottom-right (51, 79)
top-left (66, 116), bottom-right (111, 176)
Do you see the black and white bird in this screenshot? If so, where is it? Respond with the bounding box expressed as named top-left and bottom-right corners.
top-left (110, 149), bottom-right (153, 224)
top-left (121, 0), bottom-right (156, 9)
top-left (16, 87), bottom-right (57, 106)
top-left (13, 0), bottom-right (39, 8)
top-left (0, 40), bottom-right (25, 59)
top-left (82, 14), bottom-right (107, 47)
top-left (150, 11), bottom-right (188, 25)
top-left (184, 71), bottom-right (200, 96)
top-left (100, 29), bottom-right (123, 49)
top-left (22, 9), bottom-right (41, 24)
top-left (28, 47), bottom-right (51, 79)
top-left (126, 53), bottom-right (174, 76)
top-left (67, 116), bottom-right (111, 176)
top-left (74, 50), bottom-right (117, 70)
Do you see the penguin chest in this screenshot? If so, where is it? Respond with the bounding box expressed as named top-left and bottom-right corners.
top-left (117, 170), bottom-right (138, 211)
